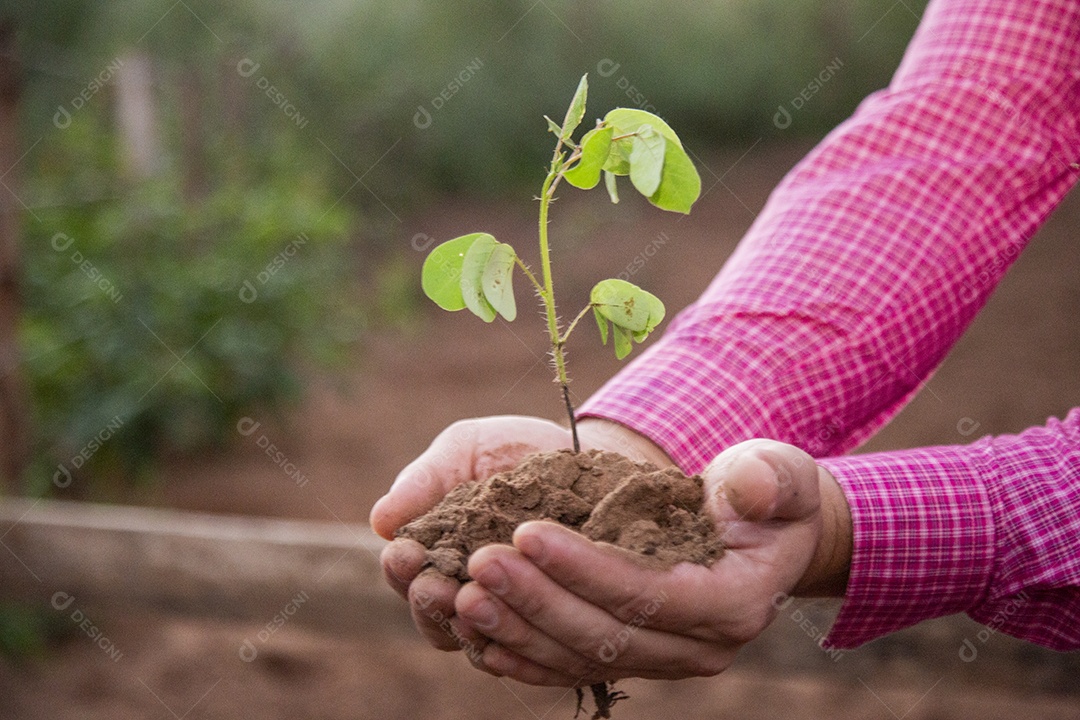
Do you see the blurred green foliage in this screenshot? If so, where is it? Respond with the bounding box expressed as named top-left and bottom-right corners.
top-left (0, 603), bottom-right (57, 662)
top-left (3, 0), bottom-right (927, 489)
top-left (13, 0), bottom-right (926, 200)
top-left (21, 111), bottom-right (362, 493)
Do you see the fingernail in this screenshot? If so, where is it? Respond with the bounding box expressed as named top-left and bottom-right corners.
top-left (516, 532), bottom-right (545, 564)
top-left (473, 560), bottom-right (509, 596)
top-left (461, 597), bottom-right (498, 630)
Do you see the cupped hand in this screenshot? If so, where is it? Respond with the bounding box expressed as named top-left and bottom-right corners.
top-left (451, 439), bottom-right (852, 686)
top-left (370, 415), bottom-right (673, 653)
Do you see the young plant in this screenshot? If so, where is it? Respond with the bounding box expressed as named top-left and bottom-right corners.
top-left (420, 74), bottom-right (701, 453)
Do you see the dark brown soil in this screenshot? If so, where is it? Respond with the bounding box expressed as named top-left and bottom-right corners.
top-left (397, 449), bottom-right (723, 584)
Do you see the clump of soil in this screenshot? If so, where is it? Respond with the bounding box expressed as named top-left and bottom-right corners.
top-left (398, 449), bottom-right (724, 719)
top-left (397, 448), bottom-right (723, 584)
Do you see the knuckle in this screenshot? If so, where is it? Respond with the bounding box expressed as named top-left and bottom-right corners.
top-left (722, 614), bottom-right (770, 645)
top-left (491, 615), bottom-right (534, 652)
top-left (510, 585), bottom-right (551, 622)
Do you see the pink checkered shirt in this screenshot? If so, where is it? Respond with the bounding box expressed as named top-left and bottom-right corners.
top-left (579, 0), bottom-right (1080, 650)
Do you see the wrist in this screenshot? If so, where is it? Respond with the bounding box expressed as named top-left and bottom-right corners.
top-left (576, 418), bottom-right (675, 469)
top-left (793, 464), bottom-right (852, 597)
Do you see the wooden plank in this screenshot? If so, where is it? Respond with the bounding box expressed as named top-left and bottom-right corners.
top-left (1, 497), bottom-right (1077, 695)
top-left (0, 497), bottom-right (407, 636)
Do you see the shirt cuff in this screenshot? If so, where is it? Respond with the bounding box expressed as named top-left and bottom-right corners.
top-left (818, 446), bottom-right (995, 650)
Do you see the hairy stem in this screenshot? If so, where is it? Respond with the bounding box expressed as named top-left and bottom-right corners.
top-left (560, 304), bottom-right (593, 346)
top-left (538, 164), bottom-right (579, 452)
top-left (513, 256), bottom-right (545, 297)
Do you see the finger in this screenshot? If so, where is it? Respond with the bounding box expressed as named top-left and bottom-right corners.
top-left (705, 440), bottom-right (820, 523)
top-left (511, 521), bottom-right (740, 639)
top-left (380, 538), bottom-right (427, 599)
top-left (370, 420), bottom-right (483, 539)
top-left (469, 540), bottom-right (732, 675)
top-left (408, 569), bottom-right (463, 651)
top-left (456, 581), bottom-right (604, 680)
top-left (370, 417), bottom-right (569, 539)
top-left (480, 644), bottom-right (586, 687)
top-left (446, 616), bottom-right (495, 675)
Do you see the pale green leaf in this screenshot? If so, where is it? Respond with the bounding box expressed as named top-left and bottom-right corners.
top-left (629, 125), bottom-right (667, 197)
top-left (593, 306), bottom-right (609, 345)
top-left (602, 137), bottom-right (631, 176)
top-left (604, 170), bottom-right (619, 204)
top-left (561, 74), bottom-right (588, 141)
top-left (649, 142), bottom-right (701, 214)
top-left (481, 242), bottom-right (517, 321)
top-left (613, 323), bottom-right (633, 360)
top-left (422, 233), bottom-right (489, 311)
top-left (460, 234), bottom-right (498, 322)
top-left (544, 115), bottom-right (562, 138)
top-left (564, 126), bottom-right (613, 190)
top-left (590, 278), bottom-right (664, 333)
top-left (603, 108), bottom-right (683, 148)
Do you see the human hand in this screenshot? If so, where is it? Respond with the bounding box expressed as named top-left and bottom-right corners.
top-left (451, 439), bottom-right (852, 685)
top-left (370, 415), bottom-right (673, 652)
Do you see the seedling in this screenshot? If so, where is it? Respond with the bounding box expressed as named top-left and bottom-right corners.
top-left (421, 73), bottom-right (701, 453)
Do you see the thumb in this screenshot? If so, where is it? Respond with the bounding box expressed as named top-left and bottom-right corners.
top-left (703, 440), bottom-right (820, 523)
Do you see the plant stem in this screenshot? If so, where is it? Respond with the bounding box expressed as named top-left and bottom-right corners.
top-left (560, 304), bottom-right (593, 345)
top-left (538, 164), bottom-right (580, 453)
top-left (513, 256), bottom-right (545, 297)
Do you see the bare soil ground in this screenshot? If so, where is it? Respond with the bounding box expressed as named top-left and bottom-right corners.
top-left (3, 141), bottom-right (1080, 719)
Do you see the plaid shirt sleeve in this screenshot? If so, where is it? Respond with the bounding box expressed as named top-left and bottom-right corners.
top-left (578, 0), bottom-right (1080, 647)
top-left (819, 410), bottom-right (1080, 651)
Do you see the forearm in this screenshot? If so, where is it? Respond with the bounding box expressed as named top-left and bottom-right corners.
top-left (820, 408), bottom-right (1080, 651)
top-left (580, 0), bottom-right (1080, 473)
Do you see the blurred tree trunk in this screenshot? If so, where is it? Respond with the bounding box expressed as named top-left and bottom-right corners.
top-left (115, 52), bottom-right (162, 180)
top-left (220, 50), bottom-right (248, 184)
top-left (0, 20), bottom-right (31, 491)
top-left (179, 68), bottom-right (206, 201)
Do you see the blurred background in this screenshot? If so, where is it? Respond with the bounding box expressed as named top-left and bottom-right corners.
top-left (1, 0), bottom-right (1079, 718)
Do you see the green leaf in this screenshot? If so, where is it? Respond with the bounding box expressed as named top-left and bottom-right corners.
top-left (602, 108), bottom-right (700, 213)
top-left (603, 108), bottom-right (683, 148)
top-left (649, 142), bottom-right (701, 214)
top-left (422, 233), bottom-right (490, 311)
top-left (602, 138), bottom-right (631, 176)
top-left (561, 74), bottom-right (588, 141)
top-left (564, 126), bottom-right (613, 190)
top-left (612, 323), bottom-right (633, 360)
top-left (590, 278), bottom-right (665, 333)
top-left (604, 170), bottom-right (619, 204)
top-left (544, 115), bottom-right (562, 138)
top-left (593, 306), bottom-right (609, 345)
top-left (460, 234), bottom-right (499, 322)
top-left (481, 242), bottom-right (517, 321)
top-left (629, 125), bottom-right (666, 197)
